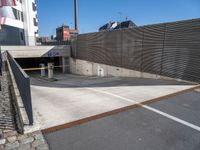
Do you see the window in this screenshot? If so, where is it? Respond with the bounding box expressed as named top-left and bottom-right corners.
top-left (33, 18), bottom-right (38, 26)
top-left (12, 8), bottom-right (23, 22)
top-left (20, 32), bottom-right (24, 41)
top-left (20, 12), bottom-right (23, 21)
top-left (32, 2), bottom-right (36, 11)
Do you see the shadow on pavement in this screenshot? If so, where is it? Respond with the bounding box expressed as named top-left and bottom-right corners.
top-left (29, 73), bottom-right (195, 89)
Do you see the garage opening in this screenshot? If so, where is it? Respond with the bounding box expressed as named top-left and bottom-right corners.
top-left (15, 57), bottom-right (70, 75)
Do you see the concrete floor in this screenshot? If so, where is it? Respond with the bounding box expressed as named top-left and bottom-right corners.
top-left (44, 90), bottom-right (200, 150)
top-left (30, 74), bottom-right (196, 130)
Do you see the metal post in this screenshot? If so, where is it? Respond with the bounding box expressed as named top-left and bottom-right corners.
top-left (48, 63), bottom-right (54, 80)
top-left (74, 0), bottom-right (78, 30)
top-left (62, 57), bottom-right (67, 73)
top-left (39, 64), bottom-right (45, 77)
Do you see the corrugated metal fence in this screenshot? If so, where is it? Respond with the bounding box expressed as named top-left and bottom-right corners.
top-left (73, 18), bottom-right (200, 83)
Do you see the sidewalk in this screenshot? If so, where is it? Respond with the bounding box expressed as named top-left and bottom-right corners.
top-left (0, 58), bottom-right (16, 131)
top-left (0, 129), bottom-right (48, 150)
top-left (0, 54), bottom-right (49, 150)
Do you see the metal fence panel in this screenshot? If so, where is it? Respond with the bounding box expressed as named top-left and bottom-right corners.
top-left (122, 28), bottom-right (143, 71)
top-left (74, 18), bottom-right (200, 83)
top-left (161, 19), bottom-right (200, 82)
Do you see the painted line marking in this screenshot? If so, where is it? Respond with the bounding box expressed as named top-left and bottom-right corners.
top-left (88, 87), bottom-right (200, 132)
top-left (42, 85), bottom-right (199, 134)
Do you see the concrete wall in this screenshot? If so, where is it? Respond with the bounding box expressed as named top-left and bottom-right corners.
top-left (2, 52), bottom-right (29, 133)
top-left (0, 45), bottom-right (71, 58)
top-left (70, 58), bottom-right (195, 83)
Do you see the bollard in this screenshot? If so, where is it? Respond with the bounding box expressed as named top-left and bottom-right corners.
top-left (48, 63), bottom-right (54, 80)
top-left (39, 64), bottom-right (45, 77)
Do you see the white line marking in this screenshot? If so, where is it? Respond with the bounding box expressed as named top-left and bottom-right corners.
top-left (88, 88), bottom-right (200, 132)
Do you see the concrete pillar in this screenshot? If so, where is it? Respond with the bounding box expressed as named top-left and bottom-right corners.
top-left (39, 64), bottom-right (45, 77)
top-left (48, 63), bottom-right (54, 80)
top-left (62, 57), bottom-right (68, 73)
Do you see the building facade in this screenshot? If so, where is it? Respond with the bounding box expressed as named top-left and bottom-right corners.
top-left (0, 0), bottom-right (38, 45)
top-left (56, 25), bottom-right (78, 41)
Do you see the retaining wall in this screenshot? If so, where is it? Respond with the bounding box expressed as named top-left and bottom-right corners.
top-left (70, 58), bottom-right (195, 84)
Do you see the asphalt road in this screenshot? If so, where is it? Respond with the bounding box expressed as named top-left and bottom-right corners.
top-left (44, 90), bottom-right (200, 150)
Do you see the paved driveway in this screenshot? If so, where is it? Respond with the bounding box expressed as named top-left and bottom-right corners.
top-left (44, 90), bottom-right (200, 150)
top-left (30, 74), bottom-right (196, 130)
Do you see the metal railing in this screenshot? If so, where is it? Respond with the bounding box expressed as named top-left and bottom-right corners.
top-left (7, 52), bottom-right (33, 125)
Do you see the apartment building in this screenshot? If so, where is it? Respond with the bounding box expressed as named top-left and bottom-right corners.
top-left (0, 0), bottom-right (38, 45)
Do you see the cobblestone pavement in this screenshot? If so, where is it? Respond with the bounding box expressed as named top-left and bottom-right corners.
top-left (0, 93), bottom-right (15, 130)
top-left (0, 54), bottom-right (49, 150)
top-left (0, 129), bottom-right (49, 150)
top-left (0, 69), bottom-right (15, 130)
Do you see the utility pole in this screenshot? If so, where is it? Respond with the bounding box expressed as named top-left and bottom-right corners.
top-left (74, 0), bottom-right (78, 31)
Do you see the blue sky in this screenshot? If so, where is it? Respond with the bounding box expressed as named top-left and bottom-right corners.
top-left (37, 0), bottom-right (200, 36)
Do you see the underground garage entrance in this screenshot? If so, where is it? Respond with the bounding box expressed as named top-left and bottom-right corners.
top-left (15, 57), bottom-right (70, 74)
